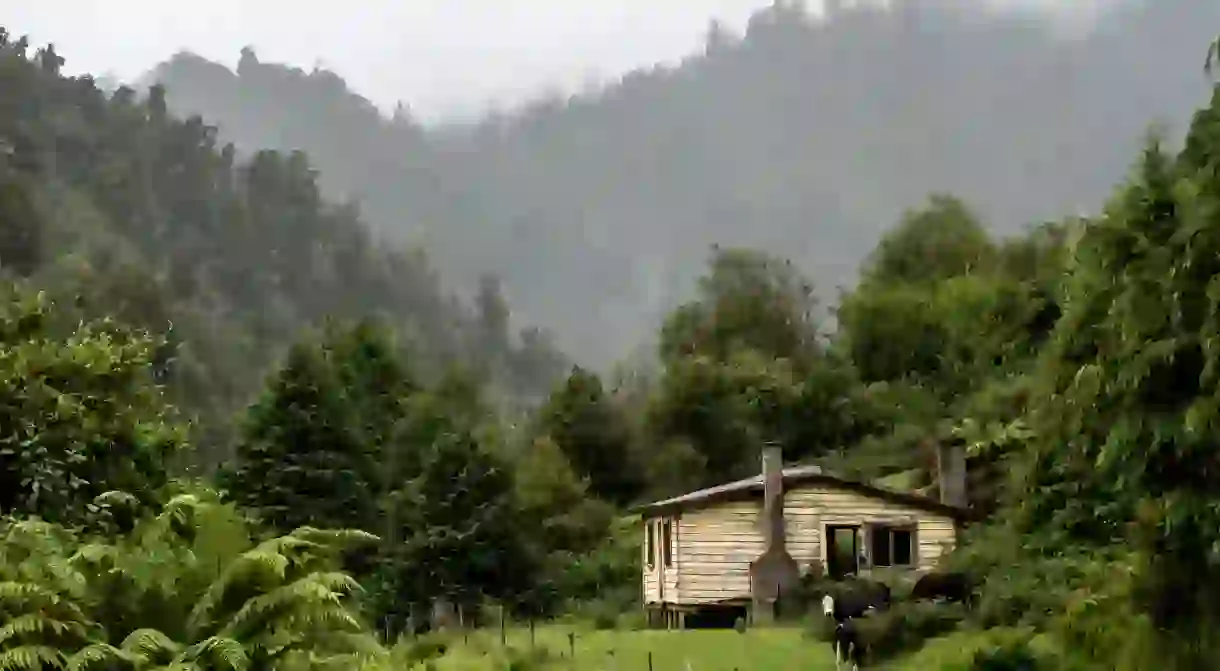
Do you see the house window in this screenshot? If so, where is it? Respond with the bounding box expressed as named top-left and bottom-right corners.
top-left (870, 525), bottom-right (916, 568)
top-left (646, 520), bottom-right (655, 568)
top-left (662, 519), bottom-right (673, 567)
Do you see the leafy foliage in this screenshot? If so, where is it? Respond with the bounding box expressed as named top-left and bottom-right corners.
top-left (0, 27), bottom-right (567, 472)
top-left (0, 490), bottom-right (382, 671)
top-left (150, 2), bottom-right (1220, 366)
top-left (534, 368), bottom-right (641, 506)
top-left (0, 286), bottom-right (181, 524)
top-left (12, 11), bottom-right (1220, 671)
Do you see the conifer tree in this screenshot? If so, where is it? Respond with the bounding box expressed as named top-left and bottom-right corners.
top-left (221, 341), bottom-right (375, 533)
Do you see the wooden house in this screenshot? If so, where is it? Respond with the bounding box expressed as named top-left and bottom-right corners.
top-left (635, 446), bottom-right (970, 627)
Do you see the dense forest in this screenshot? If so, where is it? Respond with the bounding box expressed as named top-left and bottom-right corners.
top-left (5, 3), bottom-right (1220, 670)
top-left (149, 0), bottom-right (1220, 365)
top-left (0, 29), bottom-right (569, 470)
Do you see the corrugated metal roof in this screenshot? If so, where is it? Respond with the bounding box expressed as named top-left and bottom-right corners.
top-left (638, 464), bottom-right (824, 509)
top-left (633, 463), bottom-right (971, 520)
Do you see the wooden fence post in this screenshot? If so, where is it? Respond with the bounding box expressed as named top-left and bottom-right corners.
top-left (500, 605), bottom-right (506, 646)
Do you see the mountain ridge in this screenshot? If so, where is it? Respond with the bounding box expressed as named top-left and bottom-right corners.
top-left (149, 0), bottom-right (1220, 365)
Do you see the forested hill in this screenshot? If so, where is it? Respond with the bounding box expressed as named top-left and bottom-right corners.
top-left (0, 29), bottom-right (567, 468)
top-left (147, 0), bottom-right (1220, 366)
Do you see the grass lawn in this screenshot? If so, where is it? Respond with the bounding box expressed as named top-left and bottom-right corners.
top-left (431, 625), bottom-right (839, 670)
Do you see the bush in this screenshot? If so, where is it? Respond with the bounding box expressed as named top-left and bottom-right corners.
top-left (0, 487), bottom-right (385, 669)
top-left (968, 640), bottom-right (1041, 670)
top-left (888, 628), bottom-right (1085, 671)
top-left (805, 611), bottom-right (837, 643)
top-left (403, 632), bottom-right (451, 665)
top-left (494, 644), bottom-right (556, 671)
top-left (856, 600), bottom-right (968, 662)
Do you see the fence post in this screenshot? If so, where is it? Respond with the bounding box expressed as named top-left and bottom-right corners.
top-left (500, 604), bottom-right (506, 646)
top-left (529, 619), bottom-right (536, 649)
top-left (568, 631), bottom-right (575, 660)
top-left (648, 651), bottom-right (654, 671)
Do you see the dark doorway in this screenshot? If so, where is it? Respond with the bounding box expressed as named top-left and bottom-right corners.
top-left (826, 525), bottom-right (862, 579)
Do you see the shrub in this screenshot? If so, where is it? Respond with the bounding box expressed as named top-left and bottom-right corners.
top-left (856, 600), bottom-right (968, 662)
top-left (494, 644), bottom-right (556, 671)
top-left (968, 640), bottom-right (1041, 670)
top-left (888, 628), bottom-right (1085, 671)
top-left (0, 487), bottom-right (384, 669)
top-left (805, 612), bottom-right (836, 643)
top-left (591, 608), bottom-right (619, 630)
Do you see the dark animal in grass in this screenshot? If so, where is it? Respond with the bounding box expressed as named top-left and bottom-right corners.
top-left (821, 582), bottom-right (890, 670)
top-left (910, 571), bottom-right (974, 607)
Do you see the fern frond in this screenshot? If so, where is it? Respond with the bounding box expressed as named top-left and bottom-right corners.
top-left (174, 636), bottom-right (248, 671)
top-left (0, 645), bottom-right (65, 671)
top-left (67, 643), bottom-right (136, 671)
top-left (92, 491), bottom-right (141, 509)
top-left (0, 581), bottom-right (59, 608)
top-left (217, 572), bottom-right (362, 642)
top-left (120, 628), bottom-right (180, 663)
top-left (288, 527), bottom-right (379, 551)
top-left (185, 549), bottom-right (291, 637)
top-left (0, 613), bottom-right (89, 647)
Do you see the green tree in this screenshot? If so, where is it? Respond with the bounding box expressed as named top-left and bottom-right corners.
top-left (647, 349), bottom-right (805, 486)
top-left (1012, 131), bottom-right (1220, 664)
top-left (536, 367), bottom-right (641, 506)
top-left (0, 177), bottom-right (41, 277)
top-left (659, 246), bottom-right (820, 367)
top-left (861, 194), bottom-right (997, 287)
top-left (0, 287), bottom-right (181, 524)
top-left (221, 340), bottom-right (375, 534)
top-left (380, 392), bottom-right (535, 624)
top-left (512, 435), bottom-right (615, 615)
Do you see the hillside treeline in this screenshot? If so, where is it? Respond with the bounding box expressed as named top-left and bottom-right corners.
top-left (0, 29), bottom-right (568, 470)
top-left (4, 16), bottom-right (1220, 671)
top-left (150, 0), bottom-right (1220, 365)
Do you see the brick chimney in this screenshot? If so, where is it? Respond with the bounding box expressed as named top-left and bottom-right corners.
top-left (762, 446), bottom-right (786, 551)
top-left (749, 446), bottom-right (799, 618)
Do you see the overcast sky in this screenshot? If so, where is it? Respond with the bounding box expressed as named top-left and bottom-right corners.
top-left (4, 0), bottom-right (1117, 122)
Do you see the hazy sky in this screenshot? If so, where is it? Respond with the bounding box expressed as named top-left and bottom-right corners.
top-left (4, 0), bottom-right (1117, 122)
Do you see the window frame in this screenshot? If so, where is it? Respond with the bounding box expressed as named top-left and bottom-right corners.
top-left (869, 524), bottom-right (917, 568)
top-left (646, 520), bottom-right (655, 569)
top-left (662, 519), bottom-right (673, 568)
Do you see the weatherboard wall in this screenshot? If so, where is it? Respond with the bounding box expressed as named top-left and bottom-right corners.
top-left (641, 482), bottom-right (958, 607)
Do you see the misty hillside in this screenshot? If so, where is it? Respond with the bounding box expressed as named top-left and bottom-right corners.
top-left (149, 0), bottom-right (1220, 366)
top-left (0, 30), bottom-right (567, 468)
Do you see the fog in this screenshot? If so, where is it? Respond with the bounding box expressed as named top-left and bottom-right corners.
top-left (5, 0), bottom-right (1123, 122)
top-left (4, 0), bottom-right (1212, 366)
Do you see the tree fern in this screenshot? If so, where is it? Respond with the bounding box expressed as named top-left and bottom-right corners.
top-left (0, 488), bottom-right (387, 671)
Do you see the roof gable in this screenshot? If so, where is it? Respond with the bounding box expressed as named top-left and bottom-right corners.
top-left (632, 465), bottom-right (970, 521)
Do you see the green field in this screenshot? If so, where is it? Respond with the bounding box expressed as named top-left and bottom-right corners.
top-left (431, 625), bottom-right (837, 670)
top-left (424, 623), bottom-right (1012, 670)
